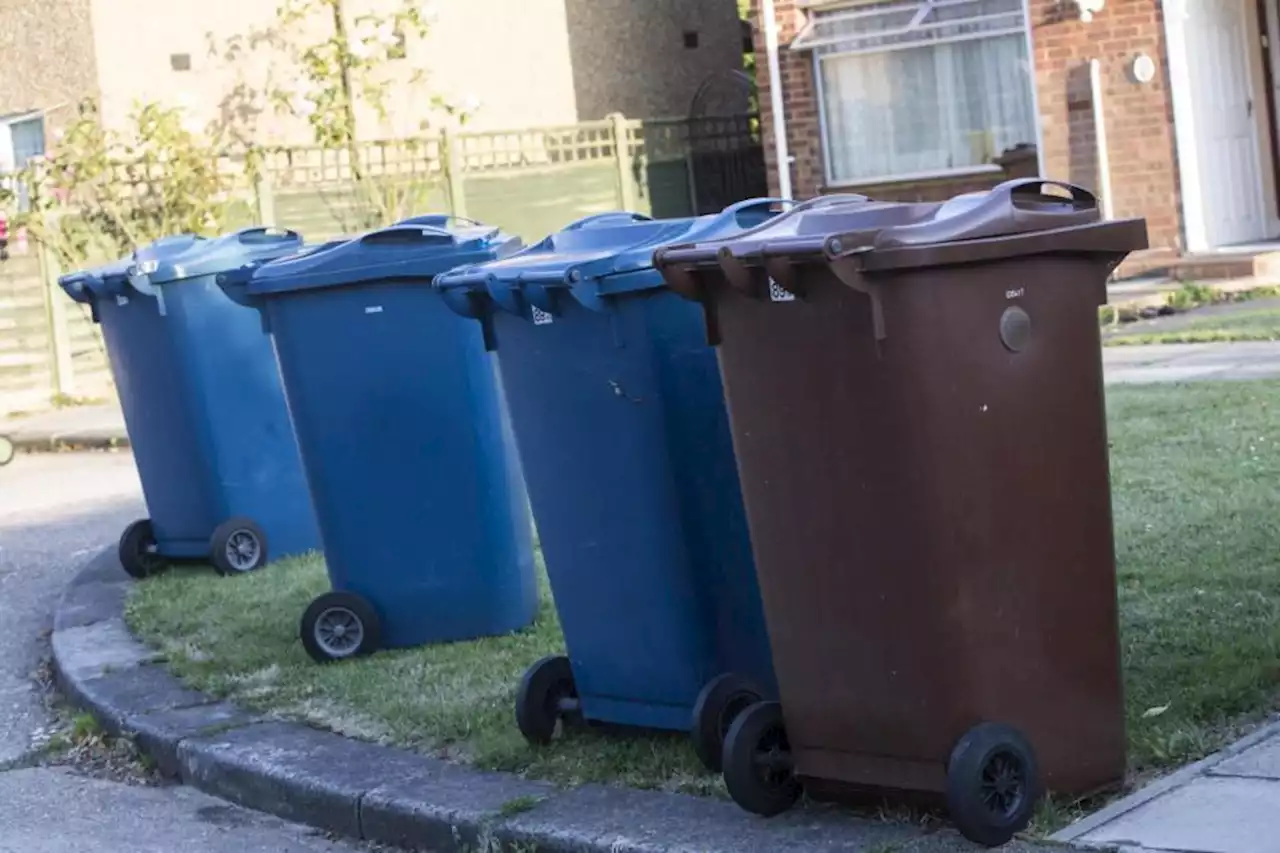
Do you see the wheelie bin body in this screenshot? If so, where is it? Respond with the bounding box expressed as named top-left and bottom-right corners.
top-left (58, 229), bottom-right (321, 577)
top-left (435, 202), bottom-right (783, 767)
top-left (654, 179), bottom-right (1147, 844)
top-left (219, 220), bottom-right (537, 661)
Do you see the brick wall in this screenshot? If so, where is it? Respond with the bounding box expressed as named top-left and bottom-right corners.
top-left (1029, 0), bottom-right (1181, 254)
top-left (748, 0), bottom-right (824, 198)
top-left (752, 0), bottom-right (1184, 255)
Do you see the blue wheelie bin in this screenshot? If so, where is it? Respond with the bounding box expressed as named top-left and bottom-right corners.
top-left (57, 228), bottom-right (321, 578)
top-left (434, 201), bottom-right (785, 771)
top-left (215, 220), bottom-right (537, 664)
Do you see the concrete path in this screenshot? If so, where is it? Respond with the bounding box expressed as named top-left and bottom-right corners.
top-left (0, 453), bottom-right (373, 852)
top-left (1102, 340), bottom-right (1280, 384)
top-left (0, 404), bottom-right (128, 450)
top-left (0, 452), bottom-right (142, 767)
top-left (1053, 720), bottom-right (1280, 853)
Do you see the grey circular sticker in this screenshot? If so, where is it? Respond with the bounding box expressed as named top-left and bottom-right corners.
top-left (1000, 306), bottom-right (1032, 353)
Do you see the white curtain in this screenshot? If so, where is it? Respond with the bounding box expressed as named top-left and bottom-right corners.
top-left (821, 33), bottom-right (1036, 184)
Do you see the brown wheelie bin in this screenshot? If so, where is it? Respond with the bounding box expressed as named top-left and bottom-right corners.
top-left (653, 179), bottom-right (1147, 847)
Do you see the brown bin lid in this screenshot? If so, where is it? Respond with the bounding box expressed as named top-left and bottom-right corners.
top-left (654, 179), bottom-right (1149, 302)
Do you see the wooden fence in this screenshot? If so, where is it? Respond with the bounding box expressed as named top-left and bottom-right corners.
top-left (0, 113), bottom-right (764, 413)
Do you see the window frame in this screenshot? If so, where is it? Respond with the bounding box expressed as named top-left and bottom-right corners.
top-left (797, 0), bottom-right (1042, 188)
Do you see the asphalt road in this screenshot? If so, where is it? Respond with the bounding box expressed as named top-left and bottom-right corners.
top-left (0, 451), bottom-right (375, 853)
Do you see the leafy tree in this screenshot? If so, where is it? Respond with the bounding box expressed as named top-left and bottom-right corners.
top-left (7, 99), bottom-right (233, 268)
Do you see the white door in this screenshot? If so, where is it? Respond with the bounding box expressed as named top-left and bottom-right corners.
top-left (1187, 0), bottom-right (1269, 246)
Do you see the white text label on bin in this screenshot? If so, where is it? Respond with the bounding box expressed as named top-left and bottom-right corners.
top-left (769, 277), bottom-right (796, 303)
top-left (531, 306), bottom-right (554, 326)
top-left (116, 295), bottom-right (129, 306)
top-left (365, 305), bottom-right (384, 314)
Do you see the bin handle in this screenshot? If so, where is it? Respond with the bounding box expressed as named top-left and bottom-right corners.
top-left (398, 214), bottom-right (486, 229)
top-left (235, 226), bottom-right (302, 246)
top-left (360, 225), bottom-right (457, 246)
top-left (1004, 179), bottom-right (1097, 214)
top-left (562, 212), bottom-right (653, 231)
top-left (872, 179), bottom-right (1101, 250)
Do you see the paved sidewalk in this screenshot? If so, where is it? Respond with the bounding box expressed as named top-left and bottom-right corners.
top-left (1103, 340), bottom-right (1280, 385)
top-left (0, 404), bottom-right (127, 450)
top-left (5, 340), bottom-right (1280, 452)
top-left (1052, 719), bottom-right (1280, 853)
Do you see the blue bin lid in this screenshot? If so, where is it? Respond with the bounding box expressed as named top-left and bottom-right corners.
top-left (58, 256), bottom-right (136, 304)
top-left (245, 219), bottom-right (517, 297)
top-left (434, 200), bottom-right (787, 314)
top-left (128, 227), bottom-right (305, 290)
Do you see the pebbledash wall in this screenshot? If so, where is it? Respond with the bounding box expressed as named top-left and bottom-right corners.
top-left (751, 0), bottom-right (1182, 262)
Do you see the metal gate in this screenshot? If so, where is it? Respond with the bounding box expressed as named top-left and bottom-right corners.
top-left (686, 71), bottom-right (767, 214)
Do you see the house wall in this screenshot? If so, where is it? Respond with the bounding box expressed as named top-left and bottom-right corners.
top-left (563, 0), bottom-right (746, 120)
top-left (1029, 0), bottom-right (1181, 255)
top-left (0, 0), bottom-right (99, 137)
top-left (86, 0), bottom-right (582, 145)
top-left (752, 0), bottom-right (1184, 257)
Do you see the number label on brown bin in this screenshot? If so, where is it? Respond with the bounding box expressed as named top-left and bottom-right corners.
top-left (768, 278), bottom-right (796, 303)
top-left (1005, 287), bottom-right (1025, 300)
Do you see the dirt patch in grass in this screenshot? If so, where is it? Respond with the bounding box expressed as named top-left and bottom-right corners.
top-left (126, 382), bottom-right (1280, 801)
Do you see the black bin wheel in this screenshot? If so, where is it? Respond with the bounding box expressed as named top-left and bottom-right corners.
top-left (722, 701), bottom-right (801, 817)
top-left (0, 434), bottom-right (14, 466)
top-left (516, 655), bottom-right (579, 745)
top-left (300, 591), bottom-right (382, 664)
top-left (691, 672), bottom-right (764, 772)
top-left (946, 722), bottom-right (1040, 847)
top-left (118, 519), bottom-right (168, 579)
top-left (210, 518), bottom-right (268, 576)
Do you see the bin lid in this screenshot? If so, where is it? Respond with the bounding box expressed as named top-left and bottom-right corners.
top-left (58, 256), bottom-right (136, 300)
top-left (245, 219), bottom-right (516, 297)
top-left (654, 179), bottom-right (1149, 290)
top-left (128, 227), bottom-right (306, 288)
top-left (434, 199), bottom-right (787, 304)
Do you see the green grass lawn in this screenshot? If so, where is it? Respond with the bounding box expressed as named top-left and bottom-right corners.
top-left (1105, 305), bottom-right (1280, 346)
top-left (126, 381), bottom-right (1280, 801)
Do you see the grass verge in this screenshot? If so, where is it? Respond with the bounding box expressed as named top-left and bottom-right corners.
top-left (126, 382), bottom-right (1280, 799)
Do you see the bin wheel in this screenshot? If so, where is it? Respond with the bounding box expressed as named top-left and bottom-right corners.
top-left (210, 518), bottom-right (268, 575)
top-left (516, 655), bottom-right (579, 745)
top-left (118, 519), bottom-right (168, 579)
top-left (300, 591), bottom-right (382, 663)
top-left (946, 722), bottom-right (1040, 847)
top-left (691, 673), bottom-right (764, 772)
top-left (0, 434), bottom-right (14, 466)
top-left (723, 701), bottom-right (801, 817)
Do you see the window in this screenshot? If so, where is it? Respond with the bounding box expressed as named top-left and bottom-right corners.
top-left (684, 30), bottom-right (701, 49)
top-left (794, 0), bottom-right (1037, 185)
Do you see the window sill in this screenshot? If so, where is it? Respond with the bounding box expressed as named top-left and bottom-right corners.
top-left (823, 164), bottom-right (1004, 191)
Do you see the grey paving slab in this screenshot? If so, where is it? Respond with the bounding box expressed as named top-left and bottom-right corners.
top-left (1075, 776), bottom-right (1280, 853)
top-left (1210, 737), bottom-right (1280, 781)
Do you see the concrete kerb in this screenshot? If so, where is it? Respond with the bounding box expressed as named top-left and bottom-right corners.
top-left (51, 549), bottom-right (1075, 853)
top-left (9, 433), bottom-right (130, 453)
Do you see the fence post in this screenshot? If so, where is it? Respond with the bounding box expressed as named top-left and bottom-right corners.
top-left (35, 211), bottom-right (75, 398)
top-left (443, 129), bottom-right (468, 218)
top-left (255, 168), bottom-right (277, 226)
top-left (610, 113), bottom-right (639, 212)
